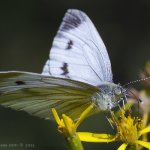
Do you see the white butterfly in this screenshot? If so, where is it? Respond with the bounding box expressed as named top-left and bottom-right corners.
top-left (0, 9), bottom-right (124, 120)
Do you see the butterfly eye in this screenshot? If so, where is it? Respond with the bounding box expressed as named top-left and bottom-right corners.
top-left (114, 88), bottom-right (121, 96)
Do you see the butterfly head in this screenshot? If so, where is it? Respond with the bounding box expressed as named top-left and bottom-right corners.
top-left (93, 82), bottom-right (126, 111)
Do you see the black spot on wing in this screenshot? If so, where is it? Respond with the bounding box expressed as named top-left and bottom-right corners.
top-left (61, 63), bottom-right (69, 75)
top-left (61, 10), bottom-right (85, 31)
top-left (66, 40), bottom-right (73, 50)
top-left (15, 81), bottom-right (26, 85)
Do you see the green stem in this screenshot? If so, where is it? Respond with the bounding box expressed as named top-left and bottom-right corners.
top-left (66, 134), bottom-right (84, 150)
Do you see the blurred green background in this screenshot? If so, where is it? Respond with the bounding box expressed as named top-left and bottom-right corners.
top-left (0, 0), bottom-right (150, 150)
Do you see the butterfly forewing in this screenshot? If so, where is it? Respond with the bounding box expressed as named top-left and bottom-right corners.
top-left (42, 9), bottom-right (113, 86)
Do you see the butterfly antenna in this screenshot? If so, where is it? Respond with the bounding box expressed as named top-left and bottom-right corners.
top-left (123, 76), bottom-right (147, 116)
top-left (123, 76), bottom-right (150, 87)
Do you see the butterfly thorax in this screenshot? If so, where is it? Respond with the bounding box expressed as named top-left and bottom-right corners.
top-left (92, 82), bottom-right (125, 111)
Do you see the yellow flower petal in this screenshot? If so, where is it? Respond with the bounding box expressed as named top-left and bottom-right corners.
top-left (136, 140), bottom-right (150, 149)
top-left (138, 125), bottom-right (150, 137)
top-left (75, 103), bottom-right (94, 128)
top-left (51, 108), bottom-right (61, 125)
top-left (117, 143), bottom-right (128, 150)
top-left (78, 132), bottom-right (117, 143)
top-left (62, 114), bottom-right (76, 136)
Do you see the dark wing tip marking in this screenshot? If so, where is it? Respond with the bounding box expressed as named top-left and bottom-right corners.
top-left (61, 63), bottom-right (69, 75)
top-left (61, 10), bottom-right (85, 31)
top-left (66, 40), bottom-right (73, 50)
top-left (15, 81), bottom-right (26, 85)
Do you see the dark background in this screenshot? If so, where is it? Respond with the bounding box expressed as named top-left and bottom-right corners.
top-left (0, 0), bottom-right (150, 150)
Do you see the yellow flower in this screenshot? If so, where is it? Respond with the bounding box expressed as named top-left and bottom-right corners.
top-left (51, 103), bottom-right (94, 137)
top-left (51, 103), bottom-right (94, 150)
top-left (78, 110), bottom-right (150, 150)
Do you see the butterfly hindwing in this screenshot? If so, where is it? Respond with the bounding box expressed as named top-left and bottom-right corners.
top-left (42, 9), bottom-right (113, 86)
top-left (0, 71), bottom-right (98, 120)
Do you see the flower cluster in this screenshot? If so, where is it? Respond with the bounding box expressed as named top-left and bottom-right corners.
top-left (52, 106), bottom-right (150, 150)
top-left (51, 103), bottom-right (94, 150)
top-left (52, 61), bottom-right (150, 150)
top-left (78, 110), bottom-right (150, 150)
